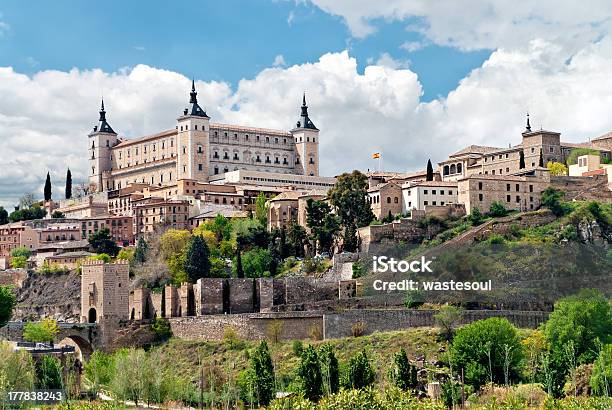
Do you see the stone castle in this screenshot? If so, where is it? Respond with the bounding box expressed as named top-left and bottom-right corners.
top-left (89, 83), bottom-right (322, 193)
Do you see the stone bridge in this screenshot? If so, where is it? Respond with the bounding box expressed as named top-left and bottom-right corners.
top-left (0, 322), bottom-right (100, 361)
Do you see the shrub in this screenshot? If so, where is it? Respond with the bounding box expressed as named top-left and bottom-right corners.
top-left (296, 345), bottom-right (323, 402)
top-left (404, 289), bottom-right (425, 308)
top-left (434, 305), bottom-right (464, 341)
top-left (10, 255), bottom-right (27, 269)
top-left (345, 349), bottom-right (375, 389)
top-left (489, 201), bottom-right (509, 217)
top-left (541, 187), bottom-right (568, 216)
top-left (84, 351), bottom-right (115, 395)
top-left (150, 318), bottom-right (172, 341)
top-left (292, 340), bottom-right (304, 357)
top-left (223, 326), bottom-right (244, 350)
top-left (319, 344), bottom-right (339, 395)
top-left (0, 285), bottom-right (16, 328)
top-left (250, 341), bottom-right (275, 406)
top-left (487, 234), bottom-right (506, 245)
top-left (351, 321), bottom-right (365, 337)
top-left (351, 260), bottom-right (366, 278)
top-left (450, 317), bottom-right (523, 389)
top-left (238, 248), bottom-right (274, 278)
top-left (36, 355), bottom-right (63, 389)
top-left (468, 207), bottom-right (485, 225)
top-left (388, 348), bottom-right (418, 391)
top-left (564, 363), bottom-right (593, 397)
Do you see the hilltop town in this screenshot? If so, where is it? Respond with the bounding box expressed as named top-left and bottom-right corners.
top-left (0, 83), bottom-right (611, 409)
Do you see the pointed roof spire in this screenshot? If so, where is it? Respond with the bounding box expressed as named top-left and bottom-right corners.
top-left (95, 98), bottom-right (115, 134)
top-left (295, 92), bottom-right (318, 130)
top-left (184, 79), bottom-right (209, 118)
top-left (525, 112), bottom-right (532, 132)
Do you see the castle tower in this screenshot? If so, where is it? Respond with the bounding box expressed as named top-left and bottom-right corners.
top-left (88, 99), bottom-right (118, 192)
top-left (290, 93), bottom-right (320, 176)
top-left (176, 80), bottom-right (211, 181)
top-left (80, 260), bottom-right (129, 323)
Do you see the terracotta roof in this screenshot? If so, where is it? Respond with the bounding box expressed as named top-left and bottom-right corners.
top-left (114, 129), bottom-right (177, 148)
top-left (448, 145), bottom-right (503, 158)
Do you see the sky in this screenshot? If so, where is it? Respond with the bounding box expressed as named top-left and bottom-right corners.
top-left (1, 1), bottom-right (612, 207)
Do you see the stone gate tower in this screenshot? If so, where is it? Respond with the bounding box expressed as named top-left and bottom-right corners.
top-left (177, 80), bottom-right (211, 181)
top-left (81, 260), bottom-right (129, 323)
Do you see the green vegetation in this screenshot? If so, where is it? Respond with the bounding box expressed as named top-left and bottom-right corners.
top-left (0, 206), bottom-right (8, 225)
top-left (389, 348), bottom-right (418, 391)
top-left (184, 235), bottom-right (211, 282)
top-left (88, 228), bottom-right (119, 256)
top-left (296, 345), bottom-right (323, 401)
top-left (23, 317), bottom-right (60, 343)
top-left (547, 161), bottom-right (569, 176)
top-left (8, 203), bottom-right (46, 222)
top-left (35, 355), bottom-right (63, 389)
top-left (566, 148), bottom-right (601, 165)
top-left (450, 317), bottom-right (523, 389)
top-left (251, 340), bottom-right (275, 406)
top-left (0, 285), bottom-right (16, 328)
top-left (10, 246), bottom-right (31, 268)
top-left (345, 349), bottom-right (375, 389)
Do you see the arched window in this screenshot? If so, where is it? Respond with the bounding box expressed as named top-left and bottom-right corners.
top-left (457, 163), bottom-right (463, 173)
top-left (88, 308), bottom-right (97, 323)
top-left (443, 165), bottom-right (449, 175)
top-left (450, 164), bottom-right (457, 174)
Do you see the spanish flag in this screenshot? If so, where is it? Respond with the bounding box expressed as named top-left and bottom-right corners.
top-left (372, 152), bottom-right (381, 159)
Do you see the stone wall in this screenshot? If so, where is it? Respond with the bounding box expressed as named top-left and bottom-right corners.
top-left (323, 309), bottom-right (549, 339)
top-left (551, 175), bottom-right (612, 201)
top-left (168, 311), bottom-right (322, 341)
top-left (358, 218), bottom-right (430, 252)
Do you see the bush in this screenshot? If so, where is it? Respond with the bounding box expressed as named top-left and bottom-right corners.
top-left (10, 255), bottom-right (27, 269)
top-left (351, 260), bottom-right (366, 278)
top-left (319, 344), bottom-right (339, 395)
top-left (266, 320), bottom-right (284, 344)
top-left (434, 305), bottom-right (464, 341)
top-left (0, 285), bottom-right (16, 328)
top-left (450, 317), bottom-right (523, 389)
top-left (238, 248), bottom-right (274, 278)
top-left (223, 326), bottom-right (244, 350)
top-left (351, 321), bottom-right (365, 337)
top-left (297, 345), bottom-right (323, 402)
top-left (345, 349), bottom-right (375, 389)
top-left (388, 348), bottom-right (417, 391)
top-left (487, 234), bottom-right (506, 245)
top-left (468, 207), bottom-right (485, 225)
top-left (292, 340), bottom-right (304, 357)
top-left (250, 341), bottom-right (275, 406)
top-left (404, 289), bottom-right (425, 308)
top-left (151, 318), bottom-right (172, 341)
top-left (36, 355), bottom-right (63, 389)
top-left (489, 201), bottom-right (509, 217)
top-left (84, 350), bottom-right (115, 395)
top-left (541, 187), bottom-right (569, 216)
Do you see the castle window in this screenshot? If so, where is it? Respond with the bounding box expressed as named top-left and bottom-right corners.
top-left (283, 158), bottom-right (288, 165)
top-left (283, 138), bottom-right (286, 144)
top-left (457, 163), bottom-right (462, 173)
top-left (265, 156), bottom-right (271, 163)
top-left (516, 196), bottom-right (520, 203)
top-left (550, 146), bottom-right (554, 153)
top-left (256, 155), bottom-right (261, 162)
top-left (153, 144), bottom-right (156, 151)
top-left (531, 147), bottom-right (535, 153)
top-left (516, 184), bottom-right (520, 192)
top-left (387, 197), bottom-right (391, 203)
top-left (506, 167), bottom-right (509, 172)
top-left (507, 195), bottom-right (511, 202)
top-left (506, 184), bottom-right (511, 191)
top-left (499, 169), bottom-right (502, 174)
top-left (505, 153), bottom-right (509, 158)
top-left (245, 135), bottom-right (249, 141)
top-left (234, 153), bottom-right (239, 160)
top-left (257, 135), bottom-right (260, 141)
top-left (223, 152), bottom-right (229, 160)
top-left (424, 201), bottom-right (428, 205)
top-left (394, 197), bottom-right (399, 203)
top-left (224, 167), bottom-right (228, 173)
top-left (432, 190), bottom-right (437, 195)
top-left (198, 164), bottom-right (203, 171)
top-left (275, 138), bottom-right (278, 144)
top-left (214, 131), bottom-right (218, 137)
top-left (106, 140), bottom-right (109, 147)
top-left (194, 125), bottom-right (198, 130)
top-left (224, 132), bottom-right (228, 137)
top-left (492, 170), bottom-right (495, 175)
top-left (441, 190), bottom-right (445, 195)
top-left (529, 184), bottom-right (533, 192)
top-left (443, 165), bottom-right (449, 175)
top-left (478, 182), bottom-right (483, 190)
top-left (234, 134), bottom-right (238, 139)
top-left (92, 166), bottom-right (95, 174)
top-left (296, 157), bottom-right (300, 164)
top-left (478, 194), bottom-right (483, 201)
top-left (274, 157), bottom-right (280, 164)
top-left (91, 141), bottom-right (95, 149)
top-left (424, 189), bottom-right (428, 194)
top-left (309, 158), bottom-right (314, 164)
top-left (266, 137), bottom-right (270, 143)
top-left (214, 166), bottom-right (219, 174)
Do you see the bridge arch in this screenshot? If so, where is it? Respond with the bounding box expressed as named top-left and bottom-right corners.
top-left (57, 335), bottom-right (94, 362)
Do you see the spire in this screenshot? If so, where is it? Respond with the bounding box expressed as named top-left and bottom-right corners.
top-left (525, 113), bottom-right (532, 133)
top-left (95, 98), bottom-right (115, 134)
top-left (184, 79), bottom-right (209, 118)
top-left (295, 92), bottom-right (318, 130)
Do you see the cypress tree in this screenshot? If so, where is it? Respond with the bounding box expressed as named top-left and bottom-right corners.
top-left (184, 235), bottom-right (211, 282)
top-left (235, 241), bottom-right (244, 278)
top-left (65, 168), bottom-right (72, 199)
top-left (347, 349), bottom-right (375, 389)
top-left (319, 344), bottom-right (339, 395)
top-left (297, 345), bottom-right (323, 402)
top-left (539, 148), bottom-right (544, 167)
top-left (44, 172), bottom-right (52, 202)
top-left (426, 159), bottom-right (434, 181)
top-left (133, 237), bottom-right (148, 264)
top-left (519, 150), bottom-right (526, 169)
top-left (251, 340), bottom-right (275, 406)
top-left (389, 348), bottom-right (418, 391)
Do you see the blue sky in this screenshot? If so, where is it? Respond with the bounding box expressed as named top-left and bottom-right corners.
top-left (0, 0), bottom-right (490, 101)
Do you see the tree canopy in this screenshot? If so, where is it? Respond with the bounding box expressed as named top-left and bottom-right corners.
top-left (88, 228), bottom-right (119, 256)
top-left (0, 285), bottom-right (17, 328)
top-left (44, 172), bottom-right (52, 202)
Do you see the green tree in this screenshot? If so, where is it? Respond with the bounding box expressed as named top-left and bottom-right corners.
top-left (44, 172), bottom-right (52, 202)
top-left (450, 317), bottom-right (523, 389)
top-left (0, 342), bottom-right (36, 394)
top-left (489, 201), bottom-right (509, 217)
top-left (468, 207), bottom-right (484, 225)
top-left (84, 350), bottom-right (115, 395)
top-left (539, 148), bottom-right (544, 167)
top-left (547, 161), bottom-right (568, 176)
top-left (9, 204), bottom-right (46, 222)
top-left (255, 192), bottom-right (268, 226)
top-left (110, 348), bottom-right (149, 406)
top-left (0, 285), bottom-right (17, 328)
top-left (346, 349), bottom-right (375, 389)
top-left (10, 256), bottom-right (27, 269)
top-left (287, 220), bottom-right (307, 257)
top-left (36, 355), bottom-right (63, 389)
top-left (133, 237), bottom-right (148, 264)
top-left (389, 348), bottom-right (417, 391)
top-left (235, 242), bottom-right (244, 278)
top-left (306, 199), bottom-right (340, 254)
top-left (237, 248), bottom-right (274, 278)
top-left (590, 343), bottom-right (612, 396)
top-left (540, 187), bottom-right (567, 216)
top-left (23, 318), bottom-right (60, 343)
top-left (65, 168), bottom-right (72, 199)
top-left (434, 305), bottom-right (464, 341)
top-left (184, 235), bottom-right (211, 282)
top-left (319, 344), bottom-right (339, 395)
top-left (51, 211), bottom-right (65, 218)
top-left (328, 170), bottom-right (375, 229)
top-left (297, 345), bottom-right (323, 401)
top-left (0, 206), bottom-right (8, 225)
top-left (426, 159), bottom-right (434, 181)
top-left (543, 289), bottom-right (612, 395)
top-left (88, 228), bottom-right (119, 256)
top-left (116, 248), bottom-right (134, 262)
top-left (519, 150), bottom-right (526, 169)
top-left (251, 340), bottom-right (275, 406)
top-left (342, 224), bottom-right (358, 253)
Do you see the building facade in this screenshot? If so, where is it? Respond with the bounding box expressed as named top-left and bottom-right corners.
top-left (401, 181), bottom-right (458, 212)
top-left (89, 83), bottom-right (321, 192)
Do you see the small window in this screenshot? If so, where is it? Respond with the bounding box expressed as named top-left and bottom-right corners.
top-left (478, 194), bottom-right (483, 201)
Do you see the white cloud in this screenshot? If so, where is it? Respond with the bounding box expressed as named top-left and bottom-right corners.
top-left (273, 54), bottom-right (286, 67)
top-left (0, 20), bottom-right (10, 37)
top-left (287, 10), bottom-right (295, 26)
top-left (307, 0), bottom-right (612, 52)
top-left (3, 40), bottom-right (612, 207)
top-left (375, 52), bottom-right (410, 69)
top-left (400, 41), bottom-right (425, 52)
